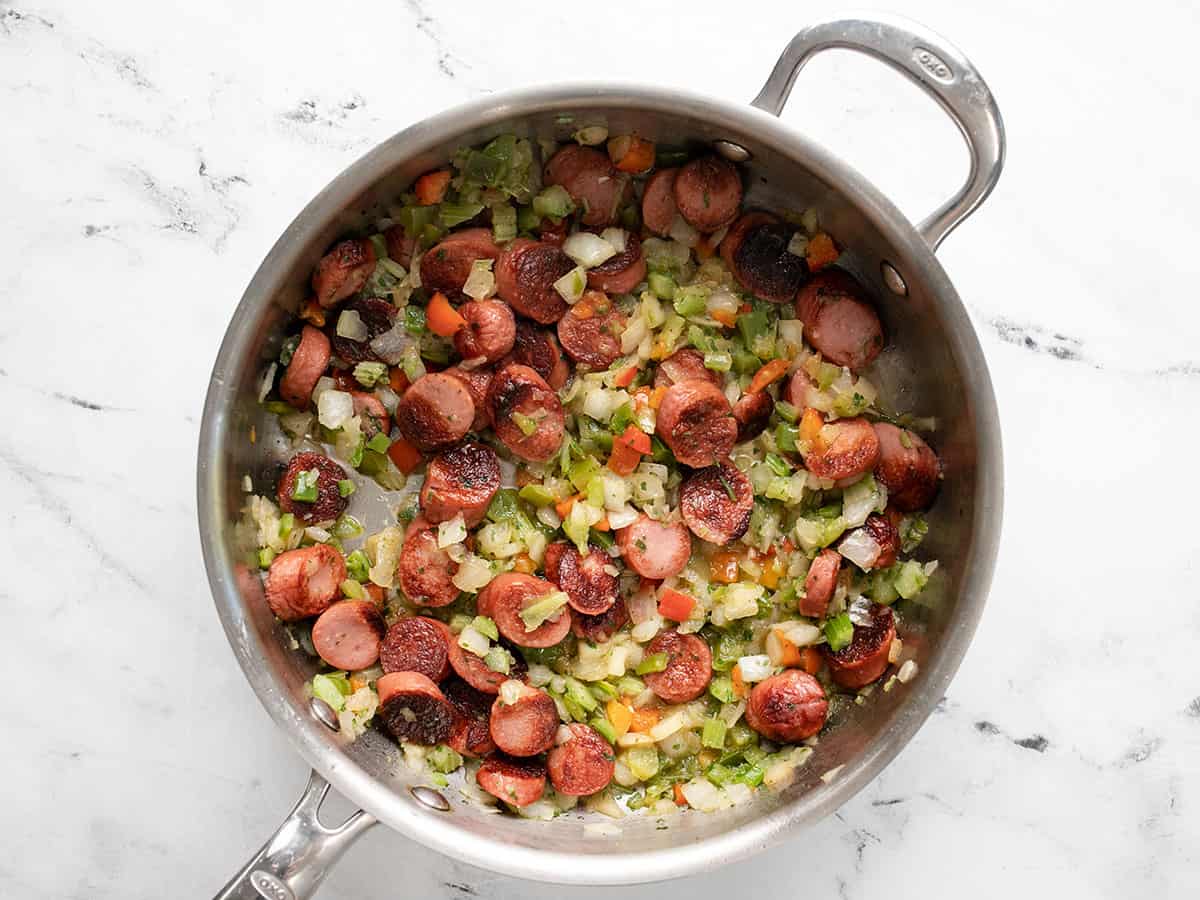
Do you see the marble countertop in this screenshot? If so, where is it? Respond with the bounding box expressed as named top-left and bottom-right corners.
top-left (4, 0), bottom-right (1198, 897)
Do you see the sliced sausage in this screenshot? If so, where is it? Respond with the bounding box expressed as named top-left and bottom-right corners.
top-left (547, 723), bottom-right (615, 796)
top-left (840, 514), bottom-right (900, 570)
top-left (654, 348), bottom-right (721, 390)
top-left (351, 391), bottom-right (390, 439)
top-left (544, 145), bottom-right (631, 228)
top-left (376, 671), bottom-right (455, 746)
top-left (543, 541), bottom-right (618, 615)
top-left (673, 156), bottom-right (742, 233)
top-left (328, 297), bottom-right (397, 364)
top-left (641, 168), bottom-right (679, 236)
top-left (556, 291), bottom-right (625, 370)
top-left (420, 441), bottom-right (500, 526)
top-left (571, 596), bottom-right (630, 644)
top-left (394, 372), bottom-right (475, 452)
top-left (264, 544), bottom-right (347, 622)
top-left (873, 423), bottom-right (940, 512)
top-left (476, 754), bottom-right (546, 807)
top-left (380, 616), bottom-right (453, 681)
top-left (477, 572), bottom-right (571, 648)
top-left (485, 364), bottom-right (565, 463)
top-left (796, 269), bottom-right (885, 372)
top-left (537, 217), bottom-right (569, 246)
top-left (443, 365), bottom-right (493, 431)
top-left (383, 225), bottom-right (416, 268)
top-left (824, 602), bottom-right (895, 689)
top-left (722, 212), bottom-right (807, 304)
top-left (732, 389), bottom-right (773, 442)
top-left (444, 677), bottom-right (498, 757)
top-left (642, 630), bottom-right (712, 703)
top-left (311, 601), bottom-right (385, 670)
top-left (501, 320), bottom-right (569, 390)
top-left (419, 227), bottom-right (501, 296)
top-left (277, 452), bottom-right (349, 525)
top-left (799, 548), bottom-right (841, 618)
top-left (280, 325), bottom-right (331, 409)
top-left (616, 515), bottom-right (691, 581)
top-left (453, 299), bottom-right (516, 364)
top-left (783, 369), bottom-right (820, 410)
top-left (679, 461), bottom-right (753, 545)
top-left (587, 233), bottom-right (647, 295)
top-left (312, 238), bottom-right (375, 308)
top-left (397, 516), bottom-right (460, 607)
top-left (489, 682), bottom-right (559, 757)
top-left (745, 669), bottom-right (828, 742)
top-left (803, 416), bottom-right (880, 482)
top-left (447, 634), bottom-right (528, 695)
top-left (656, 378), bottom-right (737, 468)
top-left (495, 238), bottom-right (573, 324)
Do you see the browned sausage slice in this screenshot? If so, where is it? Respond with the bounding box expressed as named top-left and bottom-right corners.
top-left (720, 212), bottom-right (776, 291)
top-left (571, 596), bottom-right (630, 644)
top-left (783, 369), bottom-right (819, 410)
top-left (840, 514), bottom-right (900, 570)
top-left (873, 423), bottom-right (940, 512)
top-left (485, 364), bottom-right (565, 463)
top-left (380, 616), bottom-right (453, 681)
top-left (587, 233), bottom-right (647, 295)
top-left (824, 602), bottom-right (895, 688)
top-left (556, 292), bottom-right (625, 370)
top-left (495, 238), bottom-right (573, 324)
top-left (264, 544), bottom-right (347, 622)
top-left (641, 168), bottom-right (679, 236)
top-left (501, 320), bottom-right (569, 390)
top-left (280, 325), bottom-right (331, 409)
top-left (729, 217), bottom-right (808, 304)
top-left (654, 348), bottom-right (721, 390)
top-left (489, 682), bottom-right (559, 757)
top-left (543, 541), bottom-right (618, 615)
top-left (616, 515), bottom-right (691, 581)
top-left (447, 634), bottom-right (528, 694)
top-left (453, 299), bottom-right (516, 364)
top-left (377, 671), bottom-right (455, 745)
top-left (328, 297), bottom-right (397, 364)
top-left (547, 723), bottom-right (615, 796)
top-left (732, 389), bottom-right (773, 442)
top-left (395, 372), bottom-right (475, 452)
top-left (277, 452), bottom-right (350, 525)
top-left (477, 572), bottom-right (571, 648)
top-left (444, 677), bottom-right (498, 757)
top-left (679, 461), bottom-right (753, 544)
top-left (803, 416), bottom-right (880, 482)
top-left (476, 754), bottom-right (546, 807)
top-left (642, 630), bottom-right (712, 703)
top-left (544, 145), bottom-right (631, 228)
top-left (673, 156), bottom-right (742, 233)
top-left (384, 225), bottom-right (416, 268)
top-left (351, 391), bottom-right (391, 439)
top-left (420, 227), bottom-right (501, 296)
top-left (397, 516), bottom-right (460, 607)
top-left (420, 441), bottom-right (501, 526)
top-left (312, 238), bottom-right (375, 308)
top-left (796, 269), bottom-right (885, 372)
top-left (311, 600), bottom-right (385, 670)
top-left (745, 669), bottom-right (828, 741)
top-left (442, 365), bottom-right (493, 431)
top-left (800, 548), bottom-right (841, 618)
top-left (656, 378), bottom-right (737, 468)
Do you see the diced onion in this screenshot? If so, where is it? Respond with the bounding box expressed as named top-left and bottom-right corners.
top-left (574, 125), bottom-right (609, 146)
top-left (668, 214), bottom-right (700, 248)
top-left (317, 390), bottom-right (354, 429)
top-left (778, 319), bottom-right (804, 348)
top-left (563, 232), bottom-right (618, 268)
top-left (599, 227), bottom-right (628, 253)
top-left (258, 362), bottom-right (277, 403)
top-left (648, 710), bottom-right (689, 741)
top-left (368, 526), bottom-right (404, 588)
top-left (437, 513), bottom-right (468, 549)
top-left (620, 315), bottom-right (648, 354)
top-left (627, 586), bottom-right (658, 625)
top-left (774, 620), bottom-right (822, 648)
top-left (721, 583), bottom-right (763, 621)
top-left (839, 529), bottom-right (882, 570)
top-left (680, 778), bottom-right (722, 812)
top-left (527, 664), bottom-right (554, 687)
top-left (368, 323), bottom-right (414, 365)
top-left (536, 505), bottom-right (562, 530)
top-left (897, 660), bottom-right (919, 683)
top-left (787, 232), bottom-right (810, 257)
top-left (457, 625), bottom-right (490, 658)
top-left (462, 258), bottom-right (496, 300)
top-left (498, 680), bottom-right (525, 705)
top-left (617, 731), bottom-right (656, 749)
top-left (336, 309), bottom-right (368, 342)
top-left (606, 505), bottom-right (639, 530)
top-left (631, 618), bottom-right (663, 643)
top-left (304, 526), bottom-right (331, 543)
top-left (706, 288), bottom-right (739, 319)
top-left (553, 266), bottom-right (587, 303)
top-left (736, 655), bottom-right (775, 682)
top-left (581, 387), bottom-right (630, 422)
top-left (606, 645), bottom-right (629, 678)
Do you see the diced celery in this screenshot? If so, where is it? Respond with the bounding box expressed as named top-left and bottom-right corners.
top-left (591, 716), bottom-right (618, 744)
top-left (483, 646), bottom-right (512, 674)
top-left (562, 695), bottom-right (587, 723)
top-left (512, 411), bottom-right (538, 436)
top-left (673, 286), bottom-right (709, 317)
top-left (491, 203), bottom-right (517, 243)
top-left (701, 717), bottom-right (728, 750)
top-left (833, 390), bottom-right (870, 418)
top-left (626, 747), bottom-right (660, 781)
top-left (439, 202), bottom-right (485, 229)
top-left (332, 515), bottom-right (363, 540)
top-left (290, 468), bottom-right (319, 502)
top-left (736, 307), bottom-right (770, 349)
top-left (608, 403), bottom-right (634, 436)
top-left (589, 680), bottom-right (619, 701)
top-left (517, 204), bottom-right (541, 232)
top-left (824, 612), bottom-right (854, 651)
top-left (765, 453), bottom-right (791, 477)
top-left (345, 549), bottom-right (371, 582)
top-left (257, 547), bottom-right (276, 569)
top-left (709, 676), bottom-right (735, 704)
top-left (486, 488), bottom-right (521, 524)
top-left (703, 351), bottom-right (733, 372)
top-left (337, 479), bottom-right (356, 498)
top-left (353, 361), bottom-right (388, 389)
top-left (533, 184), bottom-right (575, 220)
top-left (732, 350), bottom-right (761, 375)
top-left (404, 304), bottom-right (427, 335)
top-left (311, 673), bottom-right (350, 711)
top-left (341, 579), bottom-right (365, 600)
top-left (635, 652), bottom-right (668, 675)
top-left (519, 590), bottom-right (569, 632)
top-left (894, 560), bottom-right (930, 599)
top-left (427, 744), bottom-right (464, 774)
top-left (564, 677), bottom-right (598, 712)
top-left (617, 676), bottom-right (645, 696)
top-left (567, 455), bottom-right (601, 493)
top-left (775, 401), bottom-right (800, 423)
top-left (705, 762), bottom-right (736, 787)
top-left (365, 433), bottom-right (390, 454)
top-left (395, 205), bottom-right (439, 237)
top-left (711, 632), bottom-right (745, 672)
top-left (472, 615), bottom-right (499, 640)
top-left (279, 513), bottom-right (296, 540)
top-left (589, 528), bottom-right (615, 551)
top-left (775, 423), bottom-right (799, 453)
top-left (648, 271), bottom-right (677, 300)
top-left (518, 484), bottom-right (557, 507)
top-left (727, 723), bottom-right (755, 748)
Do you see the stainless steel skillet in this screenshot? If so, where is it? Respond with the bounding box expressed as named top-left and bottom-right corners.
top-left (199, 14), bottom-right (1005, 898)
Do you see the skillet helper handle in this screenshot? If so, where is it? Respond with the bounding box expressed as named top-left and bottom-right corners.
top-left (751, 14), bottom-right (1005, 250)
top-left (213, 770), bottom-right (376, 900)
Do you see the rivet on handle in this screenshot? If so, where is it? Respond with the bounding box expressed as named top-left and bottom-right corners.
top-left (309, 697), bottom-right (340, 732)
top-left (410, 785), bottom-right (451, 812)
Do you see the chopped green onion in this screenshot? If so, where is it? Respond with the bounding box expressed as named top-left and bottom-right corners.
top-left (403, 305), bottom-right (427, 335)
top-left (775, 423), bottom-right (799, 453)
top-left (737, 764), bottom-right (765, 787)
top-left (512, 411), bottom-right (538, 436)
top-left (775, 400), bottom-right (800, 423)
top-left (517, 483), bottom-right (558, 507)
top-left (365, 432), bottom-right (391, 454)
top-left (483, 646), bottom-right (512, 674)
top-left (257, 547), bottom-right (276, 569)
top-left (708, 676), bottom-right (735, 704)
top-left (701, 717), bottom-right (728, 750)
top-left (519, 590), bottom-right (570, 632)
top-left (439, 202), bottom-right (485, 229)
top-left (727, 723), bottom-right (756, 748)
top-left (590, 716), bottom-right (618, 745)
top-left (345, 549), bottom-right (371, 582)
top-left (290, 468), bottom-right (320, 503)
top-left (824, 612), bottom-right (854, 652)
top-left (765, 453), bottom-right (791, 477)
top-left (703, 351), bottom-right (732, 372)
top-left (532, 184), bottom-right (575, 220)
top-left (635, 652), bottom-right (669, 675)
top-left (337, 479), bottom-right (356, 498)
top-left (427, 744), bottom-right (464, 774)
top-left (648, 271), bottom-right (677, 301)
top-left (340, 578), bottom-right (365, 600)
top-left (472, 615), bottom-right (499, 641)
top-left (491, 203), bottom-right (517, 243)
top-left (353, 361), bottom-right (388, 388)
top-left (332, 515), bottom-right (363, 540)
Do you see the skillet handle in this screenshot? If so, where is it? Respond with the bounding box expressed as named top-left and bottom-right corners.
top-left (213, 770), bottom-right (376, 900)
top-left (751, 14), bottom-right (1005, 250)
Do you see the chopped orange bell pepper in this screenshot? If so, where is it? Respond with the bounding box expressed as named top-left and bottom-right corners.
top-left (628, 707), bottom-right (660, 733)
top-left (760, 555), bottom-right (784, 590)
top-left (806, 232), bottom-right (840, 271)
top-left (414, 169), bottom-right (452, 206)
top-left (609, 424), bottom-right (650, 475)
top-left (711, 308), bottom-right (737, 328)
top-left (773, 632), bottom-right (803, 668)
top-left (512, 552), bottom-right (536, 574)
top-left (801, 646), bottom-right (823, 675)
top-left (731, 664), bottom-right (746, 699)
top-left (593, 516), bottom-right (610, 532)
top-left (554, 493), bottom-right (582, 521)
top-left (748, 358), bottom-right (791, 394)
top-left (606, 699), bottom-right (633, 737)
top-left (425, 291), bottom-right (466, 337)
top-left (799, 407), bottom-right (825, 450)
top-left (657, 588), bottom-right (696, 622)
top-left (386, 436), bottom-right (423, 474)
top-left (607, 134), bottom-right (656, 174)
top-left (299, 298), bottom-right (326, 327)
top-left (709, 550), bottom-right (740, 584)
top-left (673, 783), bottom-right (689, 806)
top-left (388, 368), bottom-right (410, 394)
top-left (613, 364), bottom-right (640, 389)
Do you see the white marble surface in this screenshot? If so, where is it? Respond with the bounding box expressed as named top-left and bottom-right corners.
top-left (3, 0), bottom-right (1198, 897)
